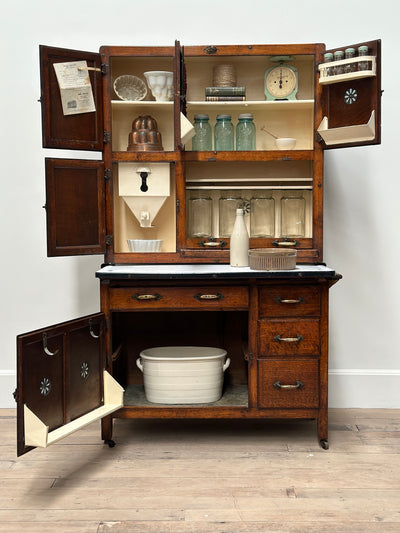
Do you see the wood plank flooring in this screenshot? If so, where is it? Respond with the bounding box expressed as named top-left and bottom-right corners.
top-left (1, 408), bottom-right (400, 532)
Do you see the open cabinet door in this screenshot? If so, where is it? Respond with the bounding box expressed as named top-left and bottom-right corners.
top-left (40, 45), bottom-right (104, 150)
top-left (317, 39), bottom-right (381, 149)
top-left (45, 158), bottom-right (106, 256)
top-left (176, 40), bottom-right (195, 149)
top-left (16, 313), bottom-right (124, 457)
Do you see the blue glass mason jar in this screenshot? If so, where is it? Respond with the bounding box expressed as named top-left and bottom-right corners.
top-left (236, 113), bottom-right (256, 150)
top-left (214, 114), bottom-right (234, 151)
top-left (192, 114), bottom-right (212, 151)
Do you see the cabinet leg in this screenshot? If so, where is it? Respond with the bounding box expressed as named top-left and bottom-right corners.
top-left (317, 411), bottom-right (328, 450)
top-left (101, 415), bottom-right (114, 446)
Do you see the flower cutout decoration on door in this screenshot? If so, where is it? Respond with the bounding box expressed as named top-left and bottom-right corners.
top-left (344, 88), bottom-right (357, 105)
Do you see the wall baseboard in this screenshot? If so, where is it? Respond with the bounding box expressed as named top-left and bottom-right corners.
top-left (1, 370), bottom-right (399, 409)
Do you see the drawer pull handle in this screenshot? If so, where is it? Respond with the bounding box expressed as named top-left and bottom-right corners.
top-left (275, 297), bottom-right (304, 305)
top-left (274, 334), bottom-right (304, 343)
top-left (132, 293), bottom-right (162, 301)
top-left (198, 238), bottom-right (227, 248)
top-left (273, 381), bottom-right (304, 390)
top-left (194, 293), bottom-right (224, 301)
top-left (272, 239), bottom-right (299, 247)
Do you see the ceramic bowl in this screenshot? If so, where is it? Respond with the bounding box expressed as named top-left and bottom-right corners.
top-left (275, 137), bottom-right (296, 150)
top-left (144, 71), bottom-right (174, 101)
top-left (127, 239), bottom-right (163, 252)
top-left (113, 75), bottom-right (147, 101)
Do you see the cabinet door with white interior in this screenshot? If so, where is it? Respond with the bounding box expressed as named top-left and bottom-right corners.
top-left (318, 39), bottom-right (381, 149)
top-left (16, 314), bottom-right (124, 457)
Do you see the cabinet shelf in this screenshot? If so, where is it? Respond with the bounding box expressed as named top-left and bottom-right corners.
top-left (183, 150), bottom-right (314, 162)
top-left (187, 100), bottom-right (314, 110)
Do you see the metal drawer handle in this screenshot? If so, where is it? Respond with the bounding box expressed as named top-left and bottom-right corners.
top-left (274, 334), bottom-right (304, 343)
top-left (275, 297), bottom-right (304, 305)
top-left (194, 293), bottom-right (224, 301)
top-left (132, 293), bottom-right (162, 301)
top-left (272, 239), bottom-right (299, 247)
top-left (198, 238), bottom-right (227, 248)
top-left (273, 381), bottom-right (304, 390)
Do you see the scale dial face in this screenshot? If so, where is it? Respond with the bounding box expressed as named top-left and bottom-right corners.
top-left (264, 65), bottom-right (298, 100)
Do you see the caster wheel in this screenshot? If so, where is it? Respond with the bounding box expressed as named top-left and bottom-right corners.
top-left (104, 439), bottom-right (115, 448)
top-left (320, 439), bottom-right (329, 450)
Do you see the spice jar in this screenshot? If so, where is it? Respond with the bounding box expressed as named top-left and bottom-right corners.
top-left (358, 45), bottom-right (369, 71)
top-left (323, 53), bottom-right (334, 76)
top-left (214, 114), bottom-right (234, 151)
top-left (236, 113), bottom-right (256, 150)
top-left (192, 114), bottom-right (212, 151)
top-left (333, 50), bottom-right (345, 75)
top-left (344, 48), bottom-right (356, 73)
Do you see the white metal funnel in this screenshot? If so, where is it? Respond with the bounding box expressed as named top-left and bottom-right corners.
top-left (118, 163), bottom-right (170, 227)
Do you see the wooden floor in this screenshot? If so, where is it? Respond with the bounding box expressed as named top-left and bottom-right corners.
top-left (1, 409), bottom-right (400, 532)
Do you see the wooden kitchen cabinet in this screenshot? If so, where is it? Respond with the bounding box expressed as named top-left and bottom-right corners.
top-left (16, 39), bottom-right (381, 456)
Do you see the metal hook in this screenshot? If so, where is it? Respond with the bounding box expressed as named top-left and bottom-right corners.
top-left (42, 332), bottom-right (59, 356)
top-left (89, 319), bottom-right (101, 339)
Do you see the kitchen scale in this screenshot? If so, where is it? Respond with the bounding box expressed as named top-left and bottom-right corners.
top-left (264, 56), bottom-right (298, 101)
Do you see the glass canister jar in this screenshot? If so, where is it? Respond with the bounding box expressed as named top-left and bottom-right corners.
top-left (280, 190), bottom-right (306, 238)
top-left (250, 194), bottom-right (275, 237)
top-left (219, 191), bottom-right (242, 238)
top-left (236, 113), bottom-right (256, 150)
top-left (214, 114), bottom-right (234, 151)
top-left (188, 192), bottom-right (213, 238)
top-left (192, 114), bottom-right (212, 151)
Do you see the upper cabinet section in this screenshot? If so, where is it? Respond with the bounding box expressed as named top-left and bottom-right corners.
top-left (101, 43), bottom-right (181, 156)
top-left (40, 46), bottom-right (104, 150)
top-left (317, 39), bottom-right (381, 148)
top-left (182, 44), bottom-right (321, 154)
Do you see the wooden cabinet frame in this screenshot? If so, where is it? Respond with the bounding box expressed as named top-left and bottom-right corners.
top-left (16, 38), bottom-right (381, 455)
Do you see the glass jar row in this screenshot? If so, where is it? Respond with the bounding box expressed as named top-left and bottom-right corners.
top-left (192, 113), bottom-right (256, 151)
top-left (323, 45), bottom-right (370, 76)
top-left (188, 191), bottom-right (306, 239)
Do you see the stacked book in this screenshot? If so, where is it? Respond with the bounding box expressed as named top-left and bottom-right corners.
top-left (205, 86), bottom-right (246, 101)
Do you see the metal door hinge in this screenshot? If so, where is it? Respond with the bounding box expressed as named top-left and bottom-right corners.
top-left (101, 63), bottom-right (109, 75)
top-left (104, 168), bottom-right (112, 181)
top-left (13, 389), bottom-right (17, 401)
top-left (105, 235), bottom-right (113, 246)
top-left (176, 199), bottom-right (180, 214)
top-left (103, 131), bottom-right (112, 144)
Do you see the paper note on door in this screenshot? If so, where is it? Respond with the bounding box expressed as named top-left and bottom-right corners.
top-left (53, 61), bottom-right (96, 115)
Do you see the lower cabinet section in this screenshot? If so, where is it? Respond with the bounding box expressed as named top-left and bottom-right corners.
top-left (257, 359), bottom-right (319, 409)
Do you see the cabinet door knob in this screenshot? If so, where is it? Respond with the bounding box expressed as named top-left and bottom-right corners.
top-left (272, 239), bottom-right (299, 247)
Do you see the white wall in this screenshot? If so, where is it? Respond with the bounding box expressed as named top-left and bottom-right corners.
top-left (1, 0), bottom-right (399, 408)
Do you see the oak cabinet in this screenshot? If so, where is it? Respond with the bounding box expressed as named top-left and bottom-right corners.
top-left (16, 38), bottom-right (382, 456)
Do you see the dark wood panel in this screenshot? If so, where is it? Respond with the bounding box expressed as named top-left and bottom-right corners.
top-left (40, 45), bottom-right (103, 150)
top-left (67, 319), bottom-right (104, 422)
top-left (45, 158), bottom-right (105, 256)
top-left (258, 359), bottom-right (319, 409)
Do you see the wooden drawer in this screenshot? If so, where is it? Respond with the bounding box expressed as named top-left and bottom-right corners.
top-left (109, 286), bottom-right (249, 310)
top-left (259, 285), bottom-right (321, 318)
top-left (258, 359), bottom-right (319, 409)
top-left (258, 318), bottom-right (320, 356)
